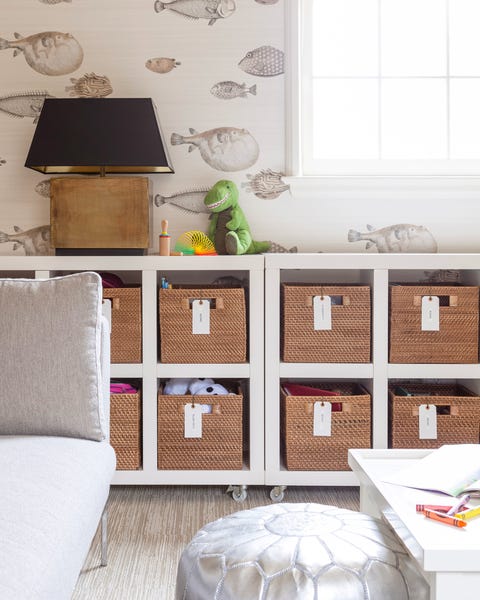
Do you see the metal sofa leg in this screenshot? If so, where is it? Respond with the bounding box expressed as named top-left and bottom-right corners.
top-left (100, 506), bottom-right (108, 567)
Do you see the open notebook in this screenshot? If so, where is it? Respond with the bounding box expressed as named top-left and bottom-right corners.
top-left (383, 444), bottom-right (480, 497)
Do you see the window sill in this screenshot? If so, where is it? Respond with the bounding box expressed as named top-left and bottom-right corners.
top-left (284, 175), bottom-right (480, 200)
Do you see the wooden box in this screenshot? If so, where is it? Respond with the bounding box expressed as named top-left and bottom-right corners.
top-left (50, 176), bottom-right (149, 250)
top-left (389, 285), bottom-right (479, 363)
top-left (281, 382), bottom-right (371, 470)
top-left (157, 384), bottom-right (243, 470)
top-left (389, 383), bottom-right (480, 449)
top-left (281, 284), bottom-right (371, 363)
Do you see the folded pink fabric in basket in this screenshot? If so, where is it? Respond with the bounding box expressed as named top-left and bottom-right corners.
top-left (110, 383), bottom-right (137, 394)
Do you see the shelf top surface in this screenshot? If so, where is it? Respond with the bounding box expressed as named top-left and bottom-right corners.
top-left (0, 254), bottom-right (265, 271)
top-left (2, 252), bottom-right (480, 271)
top-left (264, 252), bottom-right (480, 269)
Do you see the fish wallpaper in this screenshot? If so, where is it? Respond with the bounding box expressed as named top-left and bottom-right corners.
top-left (0, 0), bottom-right (477, 255)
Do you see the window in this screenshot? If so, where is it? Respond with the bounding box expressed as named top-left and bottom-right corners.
top-left (290, 0), bottom-right (480, 176)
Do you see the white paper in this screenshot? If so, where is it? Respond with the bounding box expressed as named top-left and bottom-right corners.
top-left (382, 444), bottom-right (480, 497)
top-left (418, 404), bottom-right (437, 439)
top-left (313, 295), bottom-right (332, 330)
top-left (184, 404), bottom-right (202, 438)
top-left (313, 401), bottom-right (332, 436)
top-left (192, 299), bottom-right (210, 334)
top-left (421, 295), bottom-right (440, 331)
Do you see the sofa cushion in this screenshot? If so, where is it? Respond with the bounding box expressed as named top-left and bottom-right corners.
top-left (0, 436), bottom-right (116, 600)
top-left (0, 272), bottom-right (106, 441)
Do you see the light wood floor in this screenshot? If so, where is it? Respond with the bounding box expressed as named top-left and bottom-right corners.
top-left (73, 485), bottom-right (359, 600)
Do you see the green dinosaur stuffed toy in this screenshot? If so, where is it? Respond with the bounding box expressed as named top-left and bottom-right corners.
top-left (204, 180), bottom-right (270, 255)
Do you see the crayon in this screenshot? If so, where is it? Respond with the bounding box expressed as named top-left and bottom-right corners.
top-left (447, 494), bottom-right (470, 516)
top-left (424, 509), bottom-right (467, 528)
top-left (416, 504), bottom-right (452, 513)
top-left (454, 505), bottom-right (480, 520)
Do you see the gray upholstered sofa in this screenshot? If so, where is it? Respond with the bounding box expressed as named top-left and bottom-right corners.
top-left (0, 273), bottom-right (116, 600)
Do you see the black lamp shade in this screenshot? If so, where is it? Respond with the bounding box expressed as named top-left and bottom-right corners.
top-left (25, 98), bottom-right (174, 174)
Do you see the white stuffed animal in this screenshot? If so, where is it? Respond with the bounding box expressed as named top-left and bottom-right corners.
top-left (188, 378), bottom-right (215, 395)
top-left (163, 378), bottom-right (192, 395)
top-left (193, 382), bottom-right (230, 395)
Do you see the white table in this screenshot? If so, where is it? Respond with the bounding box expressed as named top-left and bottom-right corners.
top-left (348, 448), bottom-right (480, 600)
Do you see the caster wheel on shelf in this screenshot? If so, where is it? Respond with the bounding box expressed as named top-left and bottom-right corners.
top-left (270, 486), bottom-right (286, 503)
top-left (227, 485), bottom-right (248, 502)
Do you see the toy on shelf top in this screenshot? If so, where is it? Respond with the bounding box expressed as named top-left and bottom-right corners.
top-left (174, 230), bottom-right (217, 255)
top-left (159, 219), bottom-right (171, 256)
top-left (204, 179), bottom-right (270, 255)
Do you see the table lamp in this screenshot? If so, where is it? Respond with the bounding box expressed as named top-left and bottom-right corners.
top-left (24, 97), bottom-right (174, 255)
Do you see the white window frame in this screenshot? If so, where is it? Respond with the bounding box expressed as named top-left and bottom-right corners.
top-left (286, 0), bottom-right (480, 187)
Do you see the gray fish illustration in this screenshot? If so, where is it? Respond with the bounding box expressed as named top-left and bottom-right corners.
top-left (0, 31), bottom-right (83, 76)
top-left (266, 242), bottom-right (298, 253)
top-left (65, 72), bottom-right (113, 97)
top-left (171, 127), bottom-right (259, 172)
top-left (348, 224), bottom-right (438, 253)
top-left (0, 225), bottom-right (53, 255)
top-left (38, 0), bottom-right (72, 4)
top-left (238, 45), bottom-right (284, 77)
top-left (210, 81), bottom-right (256, 100)
top-left (35, 179), bottom-right (51, 197)
top-left (0, 158), bottom-right (6, 166)
top-left (0, 91), bottom-right (54, 122)
top-left (154, 0), bottom-right (236, 25)
top-left (154, 187), bottom-right (210, 213)
top-left (242, 169), bottom-right (289, 199)
top-left (146, 57), bottom-right (181, 74)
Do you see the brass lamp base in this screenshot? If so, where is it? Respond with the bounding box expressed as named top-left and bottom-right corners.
top-left (50, 176), bottom-right (150, 252)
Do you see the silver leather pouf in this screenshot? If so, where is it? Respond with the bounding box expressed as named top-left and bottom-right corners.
top-left (176, 503), bottom-right (429, 600)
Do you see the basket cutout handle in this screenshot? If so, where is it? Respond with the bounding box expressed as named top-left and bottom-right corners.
top-left (181, 297), bottom-right (224, 310)
top-left (412, 405), bottom-right (459, 416)
top-left (306, 295), bottom-right (350, 307)
top-left (305, 401), bottom-right (350, 414)
top-left (112, 297), bottom-right (121, 310)
top-left (413, 295), bottom-right (458, 307)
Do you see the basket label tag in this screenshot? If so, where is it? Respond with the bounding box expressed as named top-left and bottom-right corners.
top-left (192, 299), bottom-right (210, 334)
top-left (419, 404), bottom-right (437, 439)
top-left (184, 403), bottom-right (202, 438)
top-left (421, 296), bottom-right (440, 331)
top-left (314, 401), bottom-right (332, 436)
top-left (313, 295), bottom-right (332, 330)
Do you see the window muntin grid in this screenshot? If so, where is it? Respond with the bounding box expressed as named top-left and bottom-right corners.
top-left (301, 0), bottom-right (480, 175)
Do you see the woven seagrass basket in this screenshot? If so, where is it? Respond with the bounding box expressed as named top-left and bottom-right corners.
top-left (389, 285), bottom-right (479, 363)
top-left (389, 383), bottom-right (480, 449)
top-left (110, 390), bottom-right (142, 470)
top-left (281, 284), bottom-right (371, 363)
top-left (103, 287), bottom-right (142, 363)
top-left (159, 286), bottom-right (246, 363)
top-left (281, 382), bottom-right (371, 471)
top-left (157, 384), bottom-right (243, 470)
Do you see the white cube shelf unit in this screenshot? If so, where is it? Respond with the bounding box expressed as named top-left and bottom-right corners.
top-left (0, 255), bottom-right (265, 488)
top-left (265, 253), bottom-right (480, 495)
top-left (4, 252), bottom-right (480, 493)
